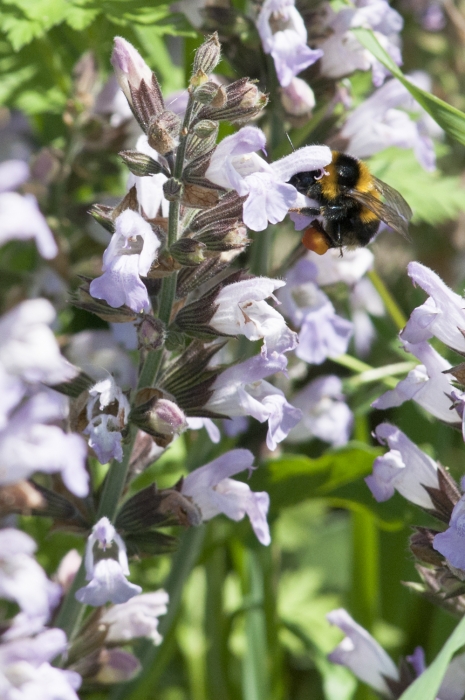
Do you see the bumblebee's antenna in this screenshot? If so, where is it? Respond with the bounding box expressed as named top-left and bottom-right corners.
top-left (286, 132), bottom-right (295, 152)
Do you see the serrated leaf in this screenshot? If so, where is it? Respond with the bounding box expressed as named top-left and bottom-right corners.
top-left (1, 0), bottom-right (71, 49)
top-left (398, 615), bottom-right (465, 700)
top-left (353, 28), bottom-right (465, 146)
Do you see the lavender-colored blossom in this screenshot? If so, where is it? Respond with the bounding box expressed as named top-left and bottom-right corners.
top-left (350, 277), bottom-right (385, 356)
top-left (327, 608), bottom-right (399, 695)
top-left (101, 590), bottom-right (169, 645)
top-left (280, 77), bottom-right (315, 116)
top-left (402, 262), bottom-right (465, 352)
top-left (94, 75), bottom-right (133, 127)
top-left (210, 277), bottom-right (297, 356)
top-left (205, 126), bottom-right (331, 231)
top-left (0, 390), bottom-right (89, 496)
top-left (318, 0), bottom-right (403, 86)
top-left (90, 209), bottom-right (160, 313)
top-left (287, 376), bottom-right (353, 447)
top-left (278, 259), bottom-right (354, 364)
top-left (84, 376), bottom-right (130, 464)
top-left (94, 648), bottom-right (141, 684)
top-left (433, 494), bottom-right (465, 570)
top-left (0, 159), bottom-right (58, 258)
top-left (182, 449), bottom-right (271, 545)
top-left (65, 329), bottom-right (137, 389)
top-left (0, 298), bottom-right (77, 385)
top-left (206, 353), bottom-right (302, 450)
top-left (256, 0), bottom-right (323, 86)
top-left (366, 423), bottom-right (440, 508)
top-left (0, 628), bottom-right (81, 700)
top-left (128, 135), bottom-right (169, 219)
top-left (186, 417), bottom-right (221, 443)
top-left (306, 247), bottom-right (375, 287)
top-left (0, 529), bottom-right (61, 635)
top-left (111, 36), bottom-right (155, 109)
top-left (76, 517), bottom-right (141, 606)
top-left (337, 73), bottom-right (441, 170)
top-left (372, 340), bottom-right (457, 423)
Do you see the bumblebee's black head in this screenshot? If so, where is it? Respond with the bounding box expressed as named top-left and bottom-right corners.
top-left (288, 170), bottom-right (321, 194)
top-left (332, 152), bottom-right (360, 189)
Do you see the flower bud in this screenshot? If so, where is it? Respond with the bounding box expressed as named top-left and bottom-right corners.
top-left (199, 77), bottom-right (267, 123)
top-left (130, 392), bottom-right (187, 446)
top-left (163, 177), bottom-right (183, 202)
top-left (192, 119), bottom-right (218, 138)
top-left (176, 257), bottom-right (230, 298)
top-left (88, 204), bottom-right (116, 233)
top-left (119, 150), bottom-right (169, 177)
top-left (147, 110), bottom-right (181, 155)
top-left (194, 219), bottom-right (249, 252)
top-left (280, 77), bottom-right (315, 117)
top-left (111, 37), bottom-right (164, 132)
top-left (170, 238), bottom-right (207, 266)
top-left (190, 69), bottom-right (209, 88)
top-left (73, 649), bottom-right (141, 684)
top-left (187, 190), bottom-right (247, 232)
top-left (116, 483), bottom-right (202, 531)
top-left (192, 32), bottom-right (221, 76)
top-left (193, 82), bottom-right (225, 106)
top-left (410, 527), bottom-right (444, 566)
top-left (182, 184), bottom-right (219, 209)
top-left (136, 315), bottom-right (165, 351)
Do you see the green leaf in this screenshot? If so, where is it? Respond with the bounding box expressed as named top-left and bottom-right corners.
top-left (398, 615), bottom-right (465, 700)
top-left (352, 28), bottom-right (465, 146)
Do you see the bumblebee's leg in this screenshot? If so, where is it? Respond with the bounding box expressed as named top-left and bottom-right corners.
top-left (288, 206), bottom-right (322, 217)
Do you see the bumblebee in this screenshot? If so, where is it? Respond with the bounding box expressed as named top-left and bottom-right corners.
top-left (289, 150), bottom-right (413, 255)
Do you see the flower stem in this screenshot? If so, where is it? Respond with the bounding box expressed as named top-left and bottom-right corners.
top-left (368, 269), bottom-right (407, 331)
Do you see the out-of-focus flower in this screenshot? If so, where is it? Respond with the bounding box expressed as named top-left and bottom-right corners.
top-left (76, 517), bottom-right (141, 606)
top-left (65, 329), bottom-right (137, 389)
top-left (366, 423), bottom-right (440, 508)
top-left (318, 0), bottom-right (403, 86)
top-left (372, 341), bottom-right (457, 423)
top-left (434, 495), bottom-right (465, 570)
top-left (0, 390), bottom-right (89, 497)
top-left (101, 590), bottom-right (169, 645)
top-left (256, 0), bottom-right (323, 86)
top-left (84, 376), bottom-right (130, 464)
top-left (350, 277), bottom-right (385, 356)
top-left (205, 126), bottom-right (331, 231)
top-left (327, 608), bottom-right (399, 695)
top-left (0, 628), bottom-right (81, 700)
top-left (181, 449), bottom-right (271, 545)
top-left (286, 375), bottom-right (353, 446)
top-left (0, 159), bottom-right (58, 259)
top-left (0, 298), bottom-right (77, 386)
top-left (90, 209), bottom-right (160, 313)
top-left (111, 37), bottom-right (161, 116)
top-left (205, 353), bottom-right (302, 451)
top-left (280, 77), bottom-right (316, 117)
top-left (56, 550), bottom-right (82, 594)
top-left (402, 262), bottom-right (465, 352)
top-left (0, 529), bottom-right (61, 637)
top-left (278, 259), bottom-right (353, 365)
top-left (336, 73), bottom-right (441, 171)
top-left (186, 417), bottom-right (221, 443)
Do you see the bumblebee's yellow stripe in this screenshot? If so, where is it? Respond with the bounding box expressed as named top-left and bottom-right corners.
top-left (319, 161), bottom-right (339, 200)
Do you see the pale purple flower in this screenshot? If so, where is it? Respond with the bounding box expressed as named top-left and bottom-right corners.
top-left (205, 126), bottom-right (331, 231)
top-left (101, 590), bottom-right (169, 645)
top-left (350, 277), bottom-right (385, 356)
top-left (433, 495), bottom-right (465, 570)
top-left (318, 0), bottom-right (403, 86)
top-left (210, 277), bottom-right (297, 356)
top-left (327, 608), bottom-right (399, 695)
top-left (182, 449), bottom-right (271, 545)
top-left (366, 423), bottom-right (440, 508)
top-left (277, 259), bottom-right (354, 364)
top-left (94, 648), bottom-right (141, 684)
top-left (84, 376), bottom-right (130, 464)
top-left (65, 329), bottom-right (137, 389)
top-left (0, 159), bottom-right (58, 258)
top-left (0, 529), bottom-right (61, 635)
top-left (372, 340), bottom-right (457, 423)
top-left (439, 652), bottom-right (465, 700)
top-left (90, 209), bottom-right (160, 312)
top-left (94, 75), bottom-right (133, 127)
top-left (337, 74), bottom-right (441, 170)
top-left (256, 0), bottom-right (323, 86)
top-left (0, 390), bottom-right (89, 497)
top-left (306, 247), bottom-right (375, 287)
top-left (280, 77), bottom-right (315, 116)
top-left (0, 158), bottom-right (29, 192)
top-left (56, 550), bottom-right (81, 594)
top-left (402, 262), bottom-right (465, 353)
top-left (286, 376), bottom-right (353, 446)
top-left (0, 298), bottom-right (77, 385)
top-left (186, 417), bottom-right (221, 443)
top-left (0, 629), bottom-right (81, 700)
top-left (76, 517), bottom-right (141, 606)
top-left (111, 36), bottom-right (155, 109)
top-left (205, 354), bottom-right (302, 450)
top-left (128, 135), bottom-right (169, 219)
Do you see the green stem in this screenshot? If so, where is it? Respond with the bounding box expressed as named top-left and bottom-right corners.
top-left (368, 269), bottom-right (407, 331)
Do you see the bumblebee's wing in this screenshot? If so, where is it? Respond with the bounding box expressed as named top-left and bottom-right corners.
top-left (347, 178), bottom-right (412, 239)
